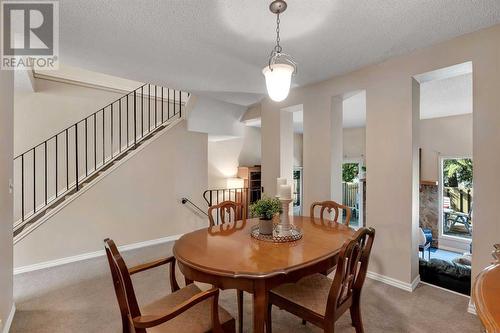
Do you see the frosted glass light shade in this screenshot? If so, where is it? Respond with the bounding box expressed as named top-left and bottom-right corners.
top-left (262, 63), bottom-right (294, 102)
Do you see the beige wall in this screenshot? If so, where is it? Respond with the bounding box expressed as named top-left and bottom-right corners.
top-left (208, 126), bottom-right (261, 188)
top-left (0, 70), bottom-right (14, 331)
top-left (420, 114), bottom-right (472, 181)
top-left (187, 96), bottom-right (246, 138)
top-left (343, 127), bottom-right (366, 160)
top-left (341, 113), bottom-right (472, 178)
top-left (14, 121), bottom-right (208, 268)
top-left (261, 24), bottom-right (500, 286)
top-left (294, 129), bottom-right (366, 166)
top-left (293, 133), bottom-right (303, 166)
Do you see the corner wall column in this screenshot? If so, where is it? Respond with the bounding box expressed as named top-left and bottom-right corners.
top-left (302, 94), bottom-right (343, 215)
top-left (261, 101), bottom-right (294, 197)
top-left (331, 96), bottom-right (343, 203)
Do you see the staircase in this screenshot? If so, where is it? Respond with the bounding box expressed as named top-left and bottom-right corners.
top-left (13, 83), bottom-right (190, 242)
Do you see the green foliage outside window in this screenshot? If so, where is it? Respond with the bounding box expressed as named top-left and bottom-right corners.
top-left (443, 158), bottom-right (473, 188)
top-left (342, 163), bottom-right (359, 183)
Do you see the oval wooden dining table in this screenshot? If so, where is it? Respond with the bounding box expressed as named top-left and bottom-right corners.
top-left (173, 216), bottom-right (356, 333)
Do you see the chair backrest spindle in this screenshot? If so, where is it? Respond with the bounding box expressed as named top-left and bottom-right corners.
top-left (326, 227), bottom-right (375, 321)
top-left (207, 200), bottom-right (245, 227)
top-left (310, 200), bottom-right (352, 226)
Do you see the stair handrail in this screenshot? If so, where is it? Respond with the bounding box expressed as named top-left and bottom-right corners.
top-left (181, 197), bottom-right (209, 217)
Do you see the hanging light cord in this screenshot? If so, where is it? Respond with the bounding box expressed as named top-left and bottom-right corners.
top-left (275, 13), bottom-right (282, 53)
top-left (267, 4), bottom-right (297, 74)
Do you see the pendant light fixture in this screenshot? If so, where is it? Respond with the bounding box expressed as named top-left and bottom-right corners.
top-left (263, 0), bottom-right (297, 102)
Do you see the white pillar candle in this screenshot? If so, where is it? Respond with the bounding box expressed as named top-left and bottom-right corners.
top-left (279, 184), bottom-right (292, 200)
top-left (276, 178), bottom-right (287, 195)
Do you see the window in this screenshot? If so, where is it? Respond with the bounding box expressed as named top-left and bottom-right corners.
top-left (441, 158), bottom-right (473, 240)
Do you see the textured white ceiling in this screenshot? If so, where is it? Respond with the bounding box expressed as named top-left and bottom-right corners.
top-left (59, 0), bottom-right (500, 106)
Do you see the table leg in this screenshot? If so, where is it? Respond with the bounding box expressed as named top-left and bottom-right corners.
top-left (253, 281), bottom-right (268, 333)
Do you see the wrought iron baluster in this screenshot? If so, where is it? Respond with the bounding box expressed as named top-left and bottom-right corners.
top-left (55, 135), bottom-right (58, 198)
top-left (141, 85), bottom-right (144, 137)
top-left (179, 90), bottom-right (182, 118)
top-left (110, 104), bottom-right (114, 158)
top-left (85, 118), bottom-right (88, 177)
top-left (44, 141), bottom-right (47, 205)
top-left (94, 114), bottom-right (97, 171)
top-left (66, 129), bottom-right (69, 190)
top-left (126, 94), bottom-right (129, 147)
top-left (134, 90), bottom-right (137, 146)
top-left (33, 148), bottom-right (36, 214)
top-left (21, 155), bottom-right (25, 221)
top-left (75, 124), bottom-right (79, 191)
top-left (161, 86), bottom-right (164, 123)
top-left (102, 109), bottom-right (105, 164)
top-left (119, 99), bottom-right (122, 153)
top-left (148, 84), bottom-right (151, 132)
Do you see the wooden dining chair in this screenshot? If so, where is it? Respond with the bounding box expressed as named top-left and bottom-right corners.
top-left (104, 238), bottom-right (235, 333)
top-left (207, 200), bottom-right (245, 227)
top-left (266, 227), bottom-right (375, 333)
top-left (207, 200), bottom-right (245, 333)
top-left (310, 200), bottom-right (352, 226)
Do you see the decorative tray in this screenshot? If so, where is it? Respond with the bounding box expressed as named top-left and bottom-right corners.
top-left (250, 225), bottom-right (303, 243)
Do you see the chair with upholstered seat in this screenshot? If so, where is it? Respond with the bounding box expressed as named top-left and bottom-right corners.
top-left (104, 238), bottom-right (235, 333)
top-left (310, 200), bottom-right (352, 226)
top-left (207, 200), bottom-right (245, 333)
top-left (266, 227), bottom-right (375, 333)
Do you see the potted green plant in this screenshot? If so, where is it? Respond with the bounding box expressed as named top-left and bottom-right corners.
top-left (249, 196), bottom-right (282, 235)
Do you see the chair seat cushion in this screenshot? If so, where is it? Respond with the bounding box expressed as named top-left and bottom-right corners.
top-left (270, 273), bottom-right (333, 316)
top-left (142, 283), bottom-right (233, 333)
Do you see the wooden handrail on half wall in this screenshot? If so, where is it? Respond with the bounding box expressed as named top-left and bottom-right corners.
top-left (473, 244), bottom-right (500, 332)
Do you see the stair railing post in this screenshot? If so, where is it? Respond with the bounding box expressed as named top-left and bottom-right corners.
top-left (75, 124), bottom-right (79, 191)
top-left (134, 90), bottom-right (137, 147)
top-left (179, 90), bottom-right (182, 118)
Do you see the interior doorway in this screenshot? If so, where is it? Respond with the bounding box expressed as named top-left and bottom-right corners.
top-left (414, 62), bottom-right (473, 295)
top-left (341, 90), bottom-right (367, 228)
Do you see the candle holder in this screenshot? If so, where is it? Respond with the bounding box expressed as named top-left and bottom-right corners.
top-left (276, 198), bottom-right (293, 236)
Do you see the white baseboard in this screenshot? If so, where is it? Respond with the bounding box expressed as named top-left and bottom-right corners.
top-left (468, 299), bottom-right (477, 315)
top-left (366, 271), bottom-right (420, 292)
top-left (14, 234), bottom-right (182, 275)
top-left (2, 304), bottom-right (15, 333)
top-left (410, 275), bottom-right (421, 291)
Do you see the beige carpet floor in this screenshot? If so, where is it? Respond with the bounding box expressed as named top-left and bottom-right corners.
top-left (11, 242), bottom-right (481, 332)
